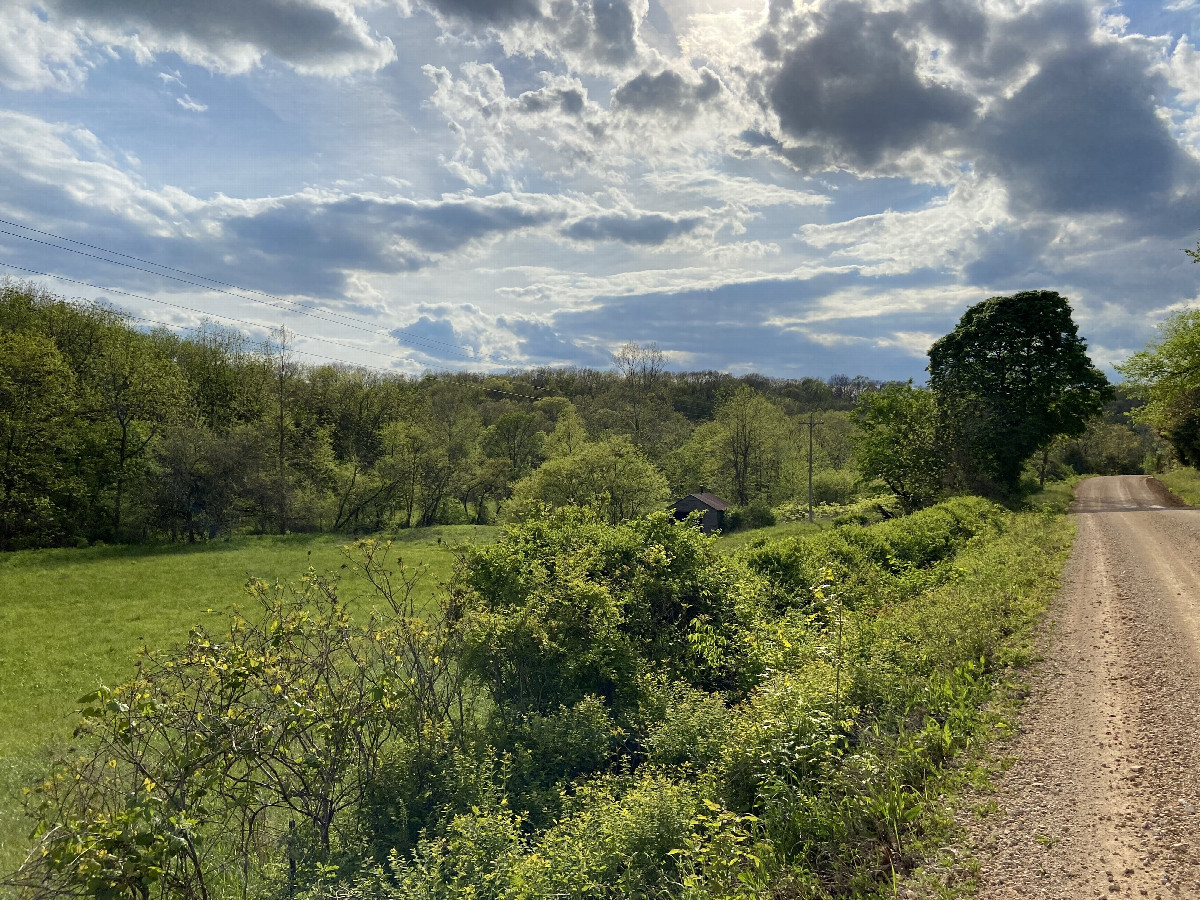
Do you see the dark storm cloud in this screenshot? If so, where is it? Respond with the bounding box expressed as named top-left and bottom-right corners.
top-left (563, 211), bottom-right (704, 245)
top-left (226, 194), bottom-right (560, 269)
top-left (587, 0), bottom-right (639, 66)
top-left (612, 68), bottom-right (721, 115)
top-left (752, 0), bottom-right (1200, 234)
top-left (50, 0), bottom-right (393, 71)
top-left (976, 41), bottom-right (1199, 218)
top-left (942, 0), bottom-right (1097, 82)
top-left (420, 0), bottom-right (543, 25)
top-left (764, 1), bottom-right (976, 168)
top-left (1, 190), bottom-right (567, 301)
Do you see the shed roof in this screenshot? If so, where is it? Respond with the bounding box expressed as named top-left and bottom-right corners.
top-left (675, 491), bottom-right (730, 511)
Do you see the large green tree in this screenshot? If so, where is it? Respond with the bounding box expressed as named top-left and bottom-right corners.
top-left (928, 290), bottom-right (1111, 491)
top-left (0, 332), bottom-right (77, 548)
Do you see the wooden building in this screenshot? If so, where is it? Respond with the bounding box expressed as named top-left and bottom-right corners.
top-left (670, 490), bottom-right (730, 535)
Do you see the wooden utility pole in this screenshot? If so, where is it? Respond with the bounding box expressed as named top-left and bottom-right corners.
top-left (805, 411), bottom-right (824, 522)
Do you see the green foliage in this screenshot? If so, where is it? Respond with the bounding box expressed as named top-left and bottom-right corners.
top-left (723, 501), bottom-right (776, 532)
top-left (642, 682), bottom-right (734, 771)
top-left (456, 508), bottom-right (763, 720)
top-left (1156, 467), bottom-right (1200, 506)
top-left (10, 499), bottom-right (1074, 900)
top-left (852, 382), bottom-right (944, 512)
top-left (0, 331), bottom-right (77, 549)
top-left (504, 435), bottom-right (670, 525)
top-left (0, 529), bottom-right (485, 879)
top-left (739, 496), bottom-right (998, 611)
top-left (929, 290), bottom-right (1111, 492)
top-left (1118, 308), bottom-right (1200, 466)
top-left (672, 387), bottom-right (794, 507)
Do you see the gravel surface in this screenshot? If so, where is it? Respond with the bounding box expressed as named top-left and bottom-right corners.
top-left (968, 476), bottom-right (1200, 899)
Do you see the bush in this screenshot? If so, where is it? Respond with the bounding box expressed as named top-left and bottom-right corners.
top-left (740, 496), bottom-right (1000, 610)
top-left (811, 468), bottom-right (859, 505)
top-left (643, 682), bottom-right (734, 771)
top-left (456, 507), bottom-right (766, 719)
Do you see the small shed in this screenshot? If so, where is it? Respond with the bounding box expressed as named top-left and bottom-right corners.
top-left (670, 490), bottom-right (731, 535)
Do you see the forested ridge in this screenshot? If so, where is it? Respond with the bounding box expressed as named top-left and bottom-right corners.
top-left (0, 281), bottom-right (1158, 552)
top-left (0, 280), bottom-right (886, 550)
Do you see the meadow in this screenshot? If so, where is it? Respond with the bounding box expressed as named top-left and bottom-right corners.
top-left (0, 489), bottom-right (1073, 893)
top-left (0, 526), bottom-right (496, 876)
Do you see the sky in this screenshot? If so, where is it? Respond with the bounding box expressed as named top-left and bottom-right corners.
top-left (1, 0), bottom-right (1198, 382)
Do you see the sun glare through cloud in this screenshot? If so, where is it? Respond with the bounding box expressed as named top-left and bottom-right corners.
top-left (0, 0), bottom-right (1196, 380)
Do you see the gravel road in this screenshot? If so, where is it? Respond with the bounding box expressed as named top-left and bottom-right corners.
top-left (969, 475), bottom-right (1200, 899)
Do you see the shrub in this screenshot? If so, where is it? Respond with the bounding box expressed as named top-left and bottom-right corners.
top-left (643, 682), bottom-right (734, 771)
top-left (456, 507), bottom-right (766, 720)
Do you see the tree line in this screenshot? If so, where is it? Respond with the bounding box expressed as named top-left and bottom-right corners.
top-left (0, 280), bottom-right (881, 551)
top-left (4, 280), bottom-right (1174, 551)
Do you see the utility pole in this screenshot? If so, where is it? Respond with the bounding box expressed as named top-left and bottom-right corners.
top-left (805, 411), bottom-right (824, 522)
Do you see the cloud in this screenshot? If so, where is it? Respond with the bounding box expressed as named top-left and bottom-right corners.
top-left (0, 0), bottom-right (396, 88)
top-left (563, 209), bottom-right (705, 245)
top-left (387, 302), bottom-right (612, 369)
top-left (221, 191), bottom-right (570, 285)
top-left (175, 94), bottom-right (207, 112)
top-left (611, 66), bottom-right (722, 117)
top-left (976, 40), bottom-right (1199, 218)
top-left (416, 0), bottom-right (649, 74)
top-left (0, 4), bottom-right (92, 90)
top-left (550, 271), bottom-right (956, 380)
top-left (760, 0), bottom-right (977, 170)
top-left (417, 0), bottom-right (543, 26)
top-left (798, 175), bottom-right (1012, 276)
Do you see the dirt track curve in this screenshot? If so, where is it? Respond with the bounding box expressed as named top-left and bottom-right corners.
top-left (970, 475), bottom-right (1200, 898)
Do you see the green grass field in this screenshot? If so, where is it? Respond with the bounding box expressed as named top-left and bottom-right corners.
top-left (0, 525), bottom-right (496, 878)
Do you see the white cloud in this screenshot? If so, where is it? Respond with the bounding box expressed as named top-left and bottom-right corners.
top-left (0, 4), bottom-right (92, 90)
top-left (176, 94), bottom-right (207, 112)
top-left (798, 176), bottom-right (1011, 275)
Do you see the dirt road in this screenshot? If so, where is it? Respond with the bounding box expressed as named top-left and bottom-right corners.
top-left (970, 475), bottom-right (1200, 898)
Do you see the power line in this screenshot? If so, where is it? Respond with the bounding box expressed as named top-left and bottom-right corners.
top-left (0, 218), bottom-right (531, 368)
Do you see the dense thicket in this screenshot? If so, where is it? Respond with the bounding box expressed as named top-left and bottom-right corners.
top-left (13, 499), bottom-right (1070, 899)
top-left (0, 281), bottom-right (882, 550)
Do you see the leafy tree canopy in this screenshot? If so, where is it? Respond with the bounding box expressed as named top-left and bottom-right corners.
top-left (504, 435), bottom-right (670, 525)
top-left (1117, 308), bottom-right (1200, 465)
top-left (852, 382), bottom-right (943, 512)
top-left (929, 290), bottom-right (1111, 491)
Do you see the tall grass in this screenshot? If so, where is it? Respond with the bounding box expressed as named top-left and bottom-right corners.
top-left (0, 526), bottom-right (495, 878)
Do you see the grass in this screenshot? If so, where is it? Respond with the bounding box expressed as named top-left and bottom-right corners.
top-left (1020, 476), bottom-right (1082, 514)
top-left (1157, 467), bottom-right (1200, 506)
top-left (715, 519), bottom-right (825, 550)
top-left (0, 525), bottom-right (496, 878)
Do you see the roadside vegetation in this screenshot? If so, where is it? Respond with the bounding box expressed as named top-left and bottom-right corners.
top-left (4, 500), bottom-right (1071, 900)
top-left (3, 282), bottom-right (1191, 898)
